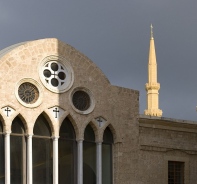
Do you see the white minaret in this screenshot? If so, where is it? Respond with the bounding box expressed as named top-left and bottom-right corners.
top-left (144, 24), bottom-right (162, 117)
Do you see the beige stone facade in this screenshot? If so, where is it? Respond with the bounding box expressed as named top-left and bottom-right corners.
top-left (0, 38), bottom-right (197, 184)
top-left (139, 115), bottom-right (197, 184)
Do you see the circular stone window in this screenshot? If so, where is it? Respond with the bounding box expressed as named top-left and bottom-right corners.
top-left (18, 83), bottom-right (39, 104)
top-left (39, 55), bottom-right (74, 93)
top-left (70, 88), bottom-right (95, 114)
top-left (15, 78), bottom-right (43, 108)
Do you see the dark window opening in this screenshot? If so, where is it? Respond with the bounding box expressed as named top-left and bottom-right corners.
top-left (168, 161), bottom-right (184, 184)
top-left (83, 125), bottom-right (96, 184)
top-left (59, 118), bottom-right (77, 184)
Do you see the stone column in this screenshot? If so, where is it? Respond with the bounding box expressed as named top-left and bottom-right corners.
top-left (96, 142), bottom-right (102, 184)
top-left (5, 132), bottom-right (11, 184)
top-left (77, 140), bottom-right (83, 184)
top-left (53, 137), bottom-right (59, 184)
top-left (27, 134), bottom-right (33, 184)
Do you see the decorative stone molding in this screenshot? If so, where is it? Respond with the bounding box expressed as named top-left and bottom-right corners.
top-left (94, 116), bottom-right (107, 128)
top-left (144, 109), bottom-right (162, 117)
top-left (140, 145), bottom-right (197, 155)
top-left (1, 106), bottom-right (15, 118)
top-left (145, 82), bottom-right (160, 90)
top-left (69, 87), bottom-right (95, 115)
top-left (15, 78), bottom-right (43, 108)
top-left (39, 55), bottom-right (74, 93)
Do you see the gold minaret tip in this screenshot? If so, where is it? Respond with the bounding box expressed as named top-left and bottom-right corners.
top-left (150, 24), bottom-right (154, 39)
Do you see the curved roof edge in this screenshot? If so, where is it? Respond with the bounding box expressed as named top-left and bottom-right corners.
top-left (0, 41), bottom-right (30, 59)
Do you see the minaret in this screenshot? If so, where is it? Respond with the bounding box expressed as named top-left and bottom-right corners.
top-left (144, 24), bottom-right (162, 117)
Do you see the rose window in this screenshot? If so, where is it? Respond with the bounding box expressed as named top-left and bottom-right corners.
top-left (39, 56), bottom-right (74, 93)
top-left (72, 91), bottom-right (91, 111)
top-left (18, 82), bottom-right (39, 104)
top-left (43, 61), bottom-right (67, 87)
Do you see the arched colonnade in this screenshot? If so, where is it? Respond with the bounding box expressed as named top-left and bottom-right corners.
top-left (0, 110), bottom-right (115, 184)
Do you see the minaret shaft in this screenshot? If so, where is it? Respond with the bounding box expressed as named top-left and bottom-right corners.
top-left (144, 25), bottom-right (162, 117)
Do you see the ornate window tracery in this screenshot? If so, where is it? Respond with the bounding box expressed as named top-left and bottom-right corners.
top-left (18, 82), bottom-right (39, 104)
top-left (39, 56), bottom-right (74, 93)
top-left (0, 115), bottom-right (113, 184)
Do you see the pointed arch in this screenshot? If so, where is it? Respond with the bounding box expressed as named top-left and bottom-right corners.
top-left (10, 116), bottom-right (26, 183)
top-left (34, 112), bottom-right (54, 136)
top-left (62, 114), bottom-right (79, 140)
top-left (11, 114), bottom-right (27, 134)
top-left (83, 121), bottom-right (99, 142)
top-left (59, 116), bottom-right (77, 184)
top-left (33, 114), bottom-right (52, 136)
top-left (102, 124), bottom-right (114, 184)
top-left (103, 126), bottom-right (113, 144)
top-left (33, 113), bottom-right (53, 184)
top-left (102, 123), bottom-right (118, 143)
top-left (83, 123), bottom-right (96, 184)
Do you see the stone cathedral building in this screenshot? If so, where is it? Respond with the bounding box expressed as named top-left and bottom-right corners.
top-left (0, 26), bottom-right (197, 184)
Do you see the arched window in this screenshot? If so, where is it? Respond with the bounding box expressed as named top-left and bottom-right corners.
top-left (0, 121), bottom-right (4, 184)
top-left (59, 118), bottom-right (77, 184)
top-left (10, 117), bottom-right (26, 183)
top-left (33, 115), bottom-right (52, 184)
top-left (83, 125), bottom-right (96, 184)
top-left (102, 127), bottom-right (113, 184)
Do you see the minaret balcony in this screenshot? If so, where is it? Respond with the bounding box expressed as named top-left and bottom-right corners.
top-left (145, 82), bottom-right (160, 90)
top-left (144, 108), bottom-right (163, 117)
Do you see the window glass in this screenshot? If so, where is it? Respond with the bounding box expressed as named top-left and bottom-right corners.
top-left (0, 121), bottom-right (4, 184)
top-left (12, 117), bottom-right (25, 134)
top-left (83, 125), bottom-right (96, 184)
top-left (59, 118), bottom-right (76, 184)
top-left (102, 127), bottom-right (113, 184)
top-left (168, 161), bottom-right (184, 184)
top-left (103, 127), bottom-right (113, 143)
top-left (11, 117), bottom-right (26, 184)
top-left (33, 115), bottom-right (52, 184)
top-left (59, 118), bottom-right (75, 140)
top-left (33, 115), bottom-right (51, 136)
top-left (84, 125), bottom-right (95, 142)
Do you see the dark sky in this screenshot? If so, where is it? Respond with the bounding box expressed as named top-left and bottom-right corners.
top-left (1, 1), bottom-right (197, 121)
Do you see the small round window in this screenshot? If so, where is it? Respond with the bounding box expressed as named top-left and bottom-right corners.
top-left (72, 91), bottom-right (91, 111)
top-left (43, 61), bottom-right (66, 88)
top-left (18, 82), bottom-right (39, 104)
top-left (15, 78), bottom-right (43, 108)
top-left (70, 88), bottom-right (95, 114)
top-left (39, 56), bottom-right (74, 93)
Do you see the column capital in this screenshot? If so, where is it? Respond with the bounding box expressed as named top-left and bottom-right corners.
top-left (52, 136), bottom-right (59, 140)
top-left (76, 138), bottom-right (84, 142)
top-left (4, 131), bottom-right (11, 135)
top-left (26, 134), bottom-right (33, 137)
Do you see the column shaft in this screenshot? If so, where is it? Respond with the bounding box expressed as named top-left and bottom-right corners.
top-left (53, 137), bottom-right (58, 184)
top-left (27, 135), bottom-right (32, 184)
top-left (5, 133), bottom-right (10, 184)
top-left (96, 142), bottom-right (102, 184)
top-left (77, 140), bottom-right (83, 184)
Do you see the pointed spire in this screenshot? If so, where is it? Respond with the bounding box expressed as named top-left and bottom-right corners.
top-left (144, 24), bottom-right (162, 117)
top-left (150, 24), bottom-right (154, 39)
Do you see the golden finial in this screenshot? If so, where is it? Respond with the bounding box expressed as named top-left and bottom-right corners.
top-left (150, 24), bottom-right (154, 39)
